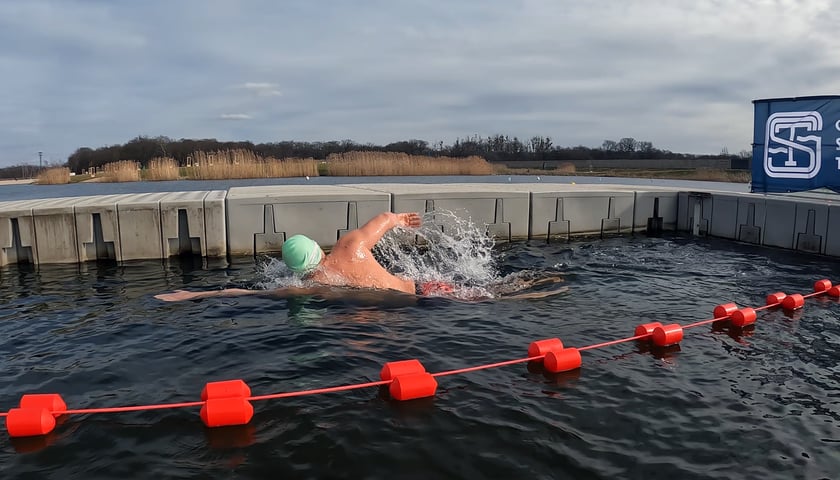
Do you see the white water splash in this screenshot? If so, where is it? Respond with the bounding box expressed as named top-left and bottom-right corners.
top-left (256, 210), bottom-right (540, 299)
top-left (256, 256), bottom-right (304, 290)
top-left (372, 210), bottom-right (498, 297)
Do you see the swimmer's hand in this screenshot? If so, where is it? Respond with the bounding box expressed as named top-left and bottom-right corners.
top-left (397, 212), bottom-right (421, 228)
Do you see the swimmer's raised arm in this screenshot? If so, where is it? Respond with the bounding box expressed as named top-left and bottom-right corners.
top-left (353, 212), bottom-right (422, 247)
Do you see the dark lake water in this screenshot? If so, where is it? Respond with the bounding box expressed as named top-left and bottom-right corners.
top-left (1, 234), bottom-right (838, 479)
top-left (0, 175), bottom-right (749, 202)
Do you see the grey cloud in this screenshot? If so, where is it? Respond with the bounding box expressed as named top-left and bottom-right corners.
top-left (1, 0), bottom-right (839, 165)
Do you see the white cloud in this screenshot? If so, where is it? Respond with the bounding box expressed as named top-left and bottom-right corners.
top-left (219, 113), bottom-right (253, 120)
top-left (237, 82), bottom-right (283, 97)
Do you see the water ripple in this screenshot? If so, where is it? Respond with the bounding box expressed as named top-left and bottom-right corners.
top-left (1, 235), bottom-right (840, 478)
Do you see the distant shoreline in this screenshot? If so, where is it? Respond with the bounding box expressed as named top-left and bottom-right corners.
top-left (0, 179), bottom-right (35, 186)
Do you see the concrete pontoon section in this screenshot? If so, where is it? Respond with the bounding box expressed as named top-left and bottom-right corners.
top-left (226, 185), bottom-right (390, 256)
top-left (0, 182), bottom-right (838, 266)
top-left (632, 190), bottom-right (680, 235)
top-left (160, 191), bottom-right (227, 258)
top-left (528, 185), bottom-right (635, 241)
top-left (74, 194), bottom-right (134, 262)
top-left (677, 192), bottom-right (712, 236)
top-left (675, 191), bottom-right (834, 255)
top-left (117, 193), bottom-right (170, 261)
top-left (32, 197), bottom-right (80, 264)
top-left (0, 199), bottom-right (51, 266)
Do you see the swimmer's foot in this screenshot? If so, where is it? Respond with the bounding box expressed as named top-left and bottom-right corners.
top-left (490, 274), bottom-right (565, 295)
top-left (500, 286), bottom-right (569, 300)
top-left (528, 275), bottom-right (565, 287)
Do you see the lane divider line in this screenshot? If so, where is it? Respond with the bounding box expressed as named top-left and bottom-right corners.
top-left (2, 279), bottom-right (837, 447)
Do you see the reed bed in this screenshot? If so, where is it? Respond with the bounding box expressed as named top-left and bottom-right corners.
top-left (101, 160), bottom-right (141, 182)
top-left (325, 151), bottom-right (494, 176)
top-left (493, 162), bottom-right (576, 175)
top-left (589, 168), bottom-right (751, 183)
top-left (184, 149), bottom-right (319, 180)
top-left (36, 167), bottom-right (71, 185)
top-left (686, 169), bottom-right (751, 183)
top-left (146, 157), bottom-right (180, 181)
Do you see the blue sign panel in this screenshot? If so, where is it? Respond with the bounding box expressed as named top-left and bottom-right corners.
top-left (752, 95), bottom-right (840, 193)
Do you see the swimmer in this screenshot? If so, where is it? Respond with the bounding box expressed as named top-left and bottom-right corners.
top-left (292, 211), bottom-right (422, 293)
top-left (155, 210), bottom-right (567, 303)
top-left (156, 211), bottom-right (423, 302)
top-left (154, 279), bottom-right (567, 303)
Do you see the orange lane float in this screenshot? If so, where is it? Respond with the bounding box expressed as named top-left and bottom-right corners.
top-left (731, 308), bottom-right (757, 327)
top-left (782, 293), bottom-right (805, 311)
top-left (766, 292), bottom-right (787, 306)
top-left (634, 322), bottom-right (662, 336)
top-left (713, 303), bottom-right (738, 319)
top-left (389, 372), bottom-right (438, 401)
top-left (380, 359), bottom-right (426, 381)
top-left (544, 348), bottom-right (582, 373)
top-left (813, 279), bottom-right (832, 292)
top-left (652, 324), bottom-right (684, 347)
top-left (6, 409), bottom-right (56, 438)
top-left (380, 359), bottom-right (438, 401)
top-left (1, 279), bottom-right (836, 446)
top-left (527, 338), bottom-right (564, 357)
top-left (199, 380), bottom-right (253, 428)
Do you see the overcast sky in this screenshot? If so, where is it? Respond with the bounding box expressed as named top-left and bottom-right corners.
top-left (1, 0), bottom-right (838, 167)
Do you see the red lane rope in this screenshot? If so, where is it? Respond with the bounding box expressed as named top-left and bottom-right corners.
top-left (579, 333), bottom-right (650, 351)
top-left (432, 355), bottom-right (543, 378)
top-left (57, 401), bottom-right (204, 415)
top-left (682, 315), bottom-right (731, 329)
top-left (2, 284), bottom-right (834, 421)
top-left (247, 380), bottom-right (390, 401)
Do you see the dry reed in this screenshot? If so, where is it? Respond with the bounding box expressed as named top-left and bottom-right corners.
top-left (493, 162), bottom-right (576, 175)
top-left (325, 152), bottom-right (494, 176)
top-left (687, 169), bottom-right (751, 183)
top-left (36, 167), bottom-right (71, 185)
top-left (591, 168), bottom-right (751, 183)
top-left (184, 149), bottom-right (319, 180)
top-left (102, 160), bottom-right (141, 182)
top-left (146, 157), bottom-right (180, 181)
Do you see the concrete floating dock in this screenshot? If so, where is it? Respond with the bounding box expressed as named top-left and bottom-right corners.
top-left (226, 185), bottom-right (390, 257)
top-left (0, 183), bottom-right (837, 266)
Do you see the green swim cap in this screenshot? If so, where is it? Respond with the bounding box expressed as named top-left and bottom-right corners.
top-left (282, 234), bottom-right (323, 273)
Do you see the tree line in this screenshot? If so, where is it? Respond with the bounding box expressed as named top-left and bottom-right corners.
top-left (1, 134), bottom-right (742, 178)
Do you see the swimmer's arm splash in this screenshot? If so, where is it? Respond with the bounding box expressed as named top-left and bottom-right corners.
top-left (354, 212), bottom-right (421, 246)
